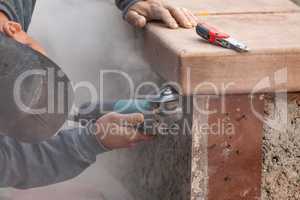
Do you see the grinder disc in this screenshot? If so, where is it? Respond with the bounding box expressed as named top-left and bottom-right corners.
top-left (0, 33), bottom-right (73, 143)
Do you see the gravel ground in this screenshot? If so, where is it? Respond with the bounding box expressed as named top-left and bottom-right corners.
top-left (262, 94), bottom-right (300, 200)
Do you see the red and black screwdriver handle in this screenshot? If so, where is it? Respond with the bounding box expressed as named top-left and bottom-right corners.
top-left (196, 23), bottom-right (229, 43)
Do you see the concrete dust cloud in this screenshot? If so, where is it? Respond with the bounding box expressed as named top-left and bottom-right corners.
top-left (29, 0), bottom-right (160, 103)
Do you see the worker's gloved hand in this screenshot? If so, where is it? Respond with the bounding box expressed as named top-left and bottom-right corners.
top-left (94, 112), bottom-right (152, 150)
top-left (126, 0), bottom-right (198, 29)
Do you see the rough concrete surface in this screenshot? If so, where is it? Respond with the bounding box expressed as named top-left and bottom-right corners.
top-left (121, 134), bottom-right (192, 200)
top-left (262, 94), bottom-right (300, 200)
top-left (100, 97), bottom-right (194, 200)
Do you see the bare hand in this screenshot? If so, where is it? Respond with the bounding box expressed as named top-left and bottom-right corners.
top-left (0, 21), bottom-right (46, 55)
top-left (125, 0), bottom-right (198, 29)
top-left (94, 112), bottom-right (152, 150)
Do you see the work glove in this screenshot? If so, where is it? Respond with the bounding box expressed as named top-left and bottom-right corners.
top-left (94, 112), bottom-right (152, 149)
top-left (125, 0), bottom-right (198, 29)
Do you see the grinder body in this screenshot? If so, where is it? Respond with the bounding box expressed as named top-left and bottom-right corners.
top-left (74, 86), bottom-right (183, 135)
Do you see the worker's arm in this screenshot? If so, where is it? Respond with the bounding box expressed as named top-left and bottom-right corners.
top-left (115, 0), bottom-right (198, 29)
top-left (0, 112), bottom-right (150, 189)
top-left (0, 127), bottom-right (106, 189)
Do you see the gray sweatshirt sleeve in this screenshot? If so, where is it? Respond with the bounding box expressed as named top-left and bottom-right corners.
top-left (115, 0), bottom-right (142, 17)
top-left (0, 127), bottom-right (108, 189)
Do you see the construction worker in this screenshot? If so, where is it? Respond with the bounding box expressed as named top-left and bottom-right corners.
top-left (0, 0), bottom-right (197, 189)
